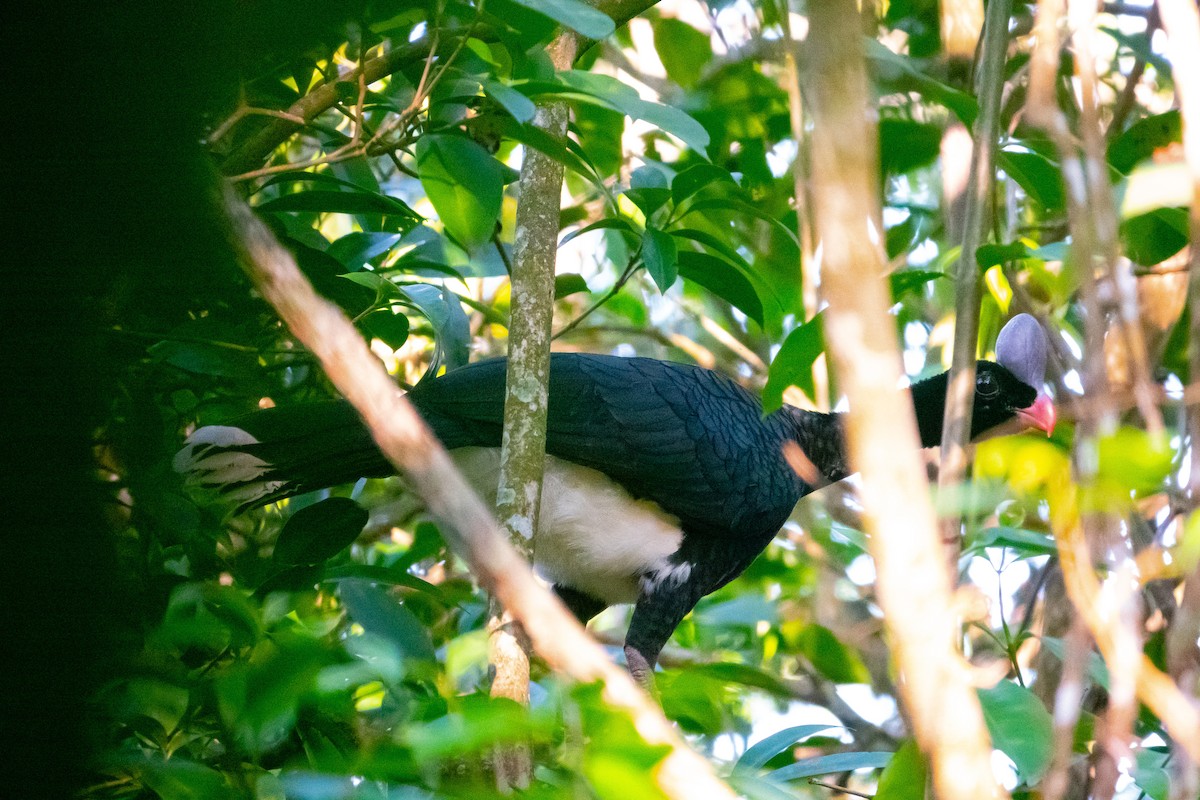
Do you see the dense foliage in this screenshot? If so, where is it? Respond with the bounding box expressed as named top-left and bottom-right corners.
top-left (65, 0), bottom-right (1198, 798)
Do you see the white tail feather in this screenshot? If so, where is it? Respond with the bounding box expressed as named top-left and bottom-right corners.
top-left (174, 426), bottom-right (282, 506)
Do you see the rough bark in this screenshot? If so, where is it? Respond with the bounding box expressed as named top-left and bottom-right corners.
top-left (489, 30), bottom-right (579, 792)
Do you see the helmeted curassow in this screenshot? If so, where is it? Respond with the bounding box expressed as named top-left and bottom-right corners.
top-left (175, 313), bottom-right (1055, 683)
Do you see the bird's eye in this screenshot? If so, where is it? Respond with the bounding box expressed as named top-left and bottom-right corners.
top-left (977, 371), bottom-right (999, 398)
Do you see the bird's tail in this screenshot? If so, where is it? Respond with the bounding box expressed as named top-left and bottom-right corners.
top-left (173, 400), bottom-right (390, 510)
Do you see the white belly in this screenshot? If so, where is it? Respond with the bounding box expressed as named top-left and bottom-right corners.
top-left (451, 448), bottom-right (684, 605)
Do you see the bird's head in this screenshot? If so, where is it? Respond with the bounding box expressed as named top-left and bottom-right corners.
top-left (988, 313), bottom-right (1056, 438)
top-left (911, 314), bottom-right (1056, 446)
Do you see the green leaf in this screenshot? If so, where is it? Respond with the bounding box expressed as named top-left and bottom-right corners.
top-left (322, 564), bottom-right (446, 602)
top-left (1108, 111), bottom-right (1180, 174)
top-left (642, 228), bottom-right (678, 292)
top-left (481, 78), bottom-right (537, 123)
top-left (671, 163), bottom-right (736, 207)
top-left (677, 250), bottom-right (765, 328)
top-left (976, 681), bottom-right (1053, 783)
top-left (416, 135), bottom-right (504, 249)
top-left (258, 190), bottom-right (418, 220)
top-left (889, 269), bottom-right (945, 298)
top-left (338, 579), bottom-right (436, 663)
top-left (554, 273), bottom-right (590, 298)
top-left (798, 624), bottom-right (871, 684)
top-left (874, 740), bottom-right (927, 800)
top-left (879, 118), bottom-right (941, 176)
top-left (1132, 748), bottom-right (1170, 800)
top-left (1123, 207), bottom-right (1190, 267)
top-left (400, 283), bottom-right (470, 371)
top-left (327, 232), bottom-right (403, 269)
top-left (560, 217), bottom-right (638, 247)
top-left (683, 198), bottom-right (799, 248)
top-left (1039, 637), bottom-right (1111, 691)
top-left (137, 756), bottom-right (231, 800)
top-left (976, 241), bottom-right (1033, 270)
top-left (653, 19), bottom-right (712, 89)
top-left (735, 725), bottom-right (840, 770)
top-left (964, 526), bottom-right (1058, 558)
top-left (509, 0), bottom-right (615, 39)
top-left (763, 313), bottom-right (824, 413)
top-left (361, 308), bottom-right (410, 349)
top-left (998, 149), bottom-right (1066, 212)
top-left (273, 497), bottom-right (368, 566)
top-left (1097, 425), bottom-right (1174, 493)
top-left (768, 751), bottom-right (894, 781)
top-left (555, 71), bottom-right (710, 155)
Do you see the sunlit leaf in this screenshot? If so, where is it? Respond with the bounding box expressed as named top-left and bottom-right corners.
top-left (763, 313), bottom-right (825, 413)
top-left (653, 18), bottom-right (712, 89)
top-left (977, 680), bottom-right (1054, 783)
top-left (416, 135), bottom-right (504, 249)
top-left (874, 740), bottom-right (926, 800)
top-left (642, 227), bottom-right (678, 292)
top-left (768, 751), bottom-right (894, 781)
top-left (735, 725), bottom-right (840, 771)
top-left (509, 0), bottom-right (614, 39)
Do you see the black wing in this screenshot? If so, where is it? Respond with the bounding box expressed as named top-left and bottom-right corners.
top-left (410, 353), bottom-right (805, 539)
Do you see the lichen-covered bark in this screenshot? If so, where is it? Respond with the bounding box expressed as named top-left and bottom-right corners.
top-left (488, 31), bottom-right (578, 792)
top-left (804, 1), bottom-right (1008, 797)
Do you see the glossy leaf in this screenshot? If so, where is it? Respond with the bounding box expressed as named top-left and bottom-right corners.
top-left (735, 725), bottom-right (840, 771)
top-left (509, 0), bottom-right (614, 39)
top-left (763, 313), bottom-right (824, 413)
top-left (258, 190), bottom-right (418, 220)
top-left (768, 751), bottom-right (894, 781)
top-left (556, 70), bottom-right (710, 155)
top-left (677, 250), bottom-right (765, 328)
top-left (416, 135), bottom-right (504, 249)
top-left (642, 228), bottom-right (678, 292)
top-left (998, 149), bottom-right (1066, 212)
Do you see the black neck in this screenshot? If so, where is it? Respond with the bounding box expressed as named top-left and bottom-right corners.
top-left (776, 372), bottom-right (952, 485)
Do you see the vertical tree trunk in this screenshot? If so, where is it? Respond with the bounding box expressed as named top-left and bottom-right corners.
top-left (489, 30), bottom-right (579, 792)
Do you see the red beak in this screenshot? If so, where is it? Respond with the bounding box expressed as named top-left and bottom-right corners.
top-left (1016, 393), bottom-right (1056, 437)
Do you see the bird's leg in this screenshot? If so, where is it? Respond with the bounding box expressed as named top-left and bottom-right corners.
top-left (553, 584), bottom-right (607, 624)
top-left (624, 568), bottom-right (708, 694)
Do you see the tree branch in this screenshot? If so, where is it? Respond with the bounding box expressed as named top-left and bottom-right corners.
top-left (937, 0), bottom-right (1013, 557)
top-left (489, 29), bottom-right (579, 791)
top-left (217, 182), bottom-right (737, 800)
top-left (804, 1), bottom-right (1007, 796)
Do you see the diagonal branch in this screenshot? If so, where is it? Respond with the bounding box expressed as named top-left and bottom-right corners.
top-left (217, 182), bottom-right (737, 800)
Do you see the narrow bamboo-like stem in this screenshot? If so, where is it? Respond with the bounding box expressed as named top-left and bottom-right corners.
top-left (1157, 0), bottom-right (1200, 790)
top-left (489, 29), bottom-right (579, 791)
top-left (219, 183), bottom-right (738, 800)
top-left (804, 0), bottom-right (1007, 796)
top-left (781, 5), bottom-right (826, 409)
top-left (937, 0), bottom-right (1013, 558)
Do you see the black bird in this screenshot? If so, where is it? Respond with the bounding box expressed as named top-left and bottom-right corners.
top-left (176, 314), bottom-right (1055, 684)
